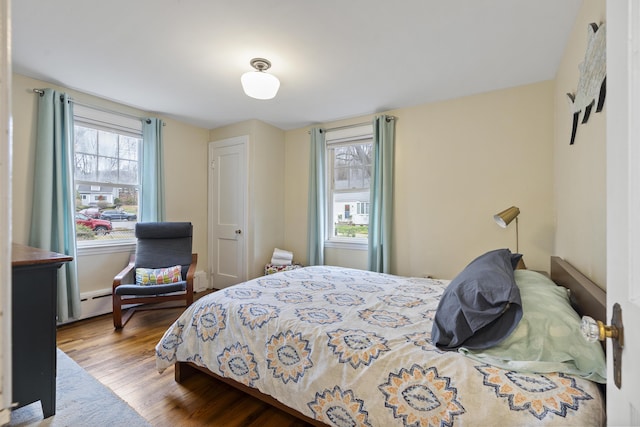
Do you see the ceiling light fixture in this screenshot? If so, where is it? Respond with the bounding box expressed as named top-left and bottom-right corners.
top-left (241, 58), bottom-right (280, 100)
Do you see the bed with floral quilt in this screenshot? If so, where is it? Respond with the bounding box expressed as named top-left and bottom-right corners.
top-left (155, 250), bottom-right (606, 426)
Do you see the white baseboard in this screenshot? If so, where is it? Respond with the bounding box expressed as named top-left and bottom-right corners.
top-left (77, 288), bottom-right (113, 322)
top-left (68, 270), bottom-right (210, 324)
top-left (194, 270), bottom-right (209, 292)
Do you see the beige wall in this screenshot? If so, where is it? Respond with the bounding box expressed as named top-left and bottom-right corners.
top-left (12, 0), bottom-right (607, 295)
top-left (282, 0), bottom-right (607, 285)
top-left (553, 0), bottom-right (606, 287)
top-left (249, 121), bottom-right (286, 277)
top-left (284, 81), bottom-right (556, 279)
top-left (11, 73), bottom-right (210, 296)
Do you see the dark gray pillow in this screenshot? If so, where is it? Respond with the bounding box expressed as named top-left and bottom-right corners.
top-left (510, 253), bottom-right (523, 269)
top-left (431, 249), bottom-right (523, 351)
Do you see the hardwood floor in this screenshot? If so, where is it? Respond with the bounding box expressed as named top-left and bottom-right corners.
top-left (56, 295), bottom-right (313, 427)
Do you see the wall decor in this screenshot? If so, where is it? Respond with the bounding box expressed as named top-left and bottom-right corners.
top-left (567, 22), bottom-right (606, 145)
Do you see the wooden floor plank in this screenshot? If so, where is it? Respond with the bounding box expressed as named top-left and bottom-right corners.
top-left (56, 295), bottom-right (314, 427)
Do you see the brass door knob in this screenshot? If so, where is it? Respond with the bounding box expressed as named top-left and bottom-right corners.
top-left (580, 316), bottom-right (621, 343)
top-left (581, 303), bottom-right (624, 389)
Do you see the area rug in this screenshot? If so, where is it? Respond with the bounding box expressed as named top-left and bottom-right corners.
top-left (9, 349), bottom-right (151, 427)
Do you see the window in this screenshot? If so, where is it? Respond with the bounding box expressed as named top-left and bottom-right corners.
top-left (73, 105), bottom-right (142, 244)
top-left (326, 125), bottom-right (373, 246)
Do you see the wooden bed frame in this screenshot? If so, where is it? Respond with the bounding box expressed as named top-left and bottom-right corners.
top-left (550, 256), bottom-right (606, 322)
top-left (174, 256), bottom-right (606, 426)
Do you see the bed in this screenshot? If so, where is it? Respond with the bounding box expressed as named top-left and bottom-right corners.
top-left (155, 251), bottom-right (606, 426)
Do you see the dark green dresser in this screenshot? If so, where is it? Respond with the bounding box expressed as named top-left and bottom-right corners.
top-left (11, 243), bottom-right (72, 418)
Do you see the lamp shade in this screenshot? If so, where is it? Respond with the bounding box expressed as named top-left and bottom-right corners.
top-left (241, 70), bottom-right (280, 100)
top-left (494, 206), bottom-right (520, 228)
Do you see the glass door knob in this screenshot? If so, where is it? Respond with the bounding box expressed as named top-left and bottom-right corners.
top-left (580, 315), bottom-right (621, 342)
top-left (580, 316), bottom-right (602, 342)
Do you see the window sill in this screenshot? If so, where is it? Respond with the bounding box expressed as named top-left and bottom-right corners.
top-left (77, 240), bottom-right (136, 256)
top-left (324, 239), bottom-right (368, 251)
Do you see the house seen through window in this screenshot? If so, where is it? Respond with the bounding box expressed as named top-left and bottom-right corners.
top-left (73, 105), bottom-right (141, 242)
top-left (326, 124), bottom-right (373, 246)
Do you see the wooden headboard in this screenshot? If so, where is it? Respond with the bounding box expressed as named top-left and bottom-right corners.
top-left (550, 256), bottom-right (606, 322)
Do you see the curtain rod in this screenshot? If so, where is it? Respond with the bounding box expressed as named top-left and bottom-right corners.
top-left (32, 88), bottom-right (162, 125)
top-left (308, 116), bottom-right (396, 134)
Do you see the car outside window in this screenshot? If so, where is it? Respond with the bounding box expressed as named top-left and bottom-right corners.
top-left (99, 209), bottom-right (137, 221)
top-left (74, 106), bottom-right (141, 243)
top-left (75, 212), bottom-right (112, 237)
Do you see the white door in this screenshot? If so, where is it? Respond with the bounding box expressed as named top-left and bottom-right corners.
top-left (0, 0), bottom-right (11, 422)
top-left (607, 2), bottom-right (640, 425)
top-left (208, 136), bottom-right (247, 289)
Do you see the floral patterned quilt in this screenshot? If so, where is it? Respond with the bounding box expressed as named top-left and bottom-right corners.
top-left (156, 266), bottom-right (605, 426)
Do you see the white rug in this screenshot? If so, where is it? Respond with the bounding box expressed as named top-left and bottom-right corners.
top-left (9, 349), bottom-right (151, 427)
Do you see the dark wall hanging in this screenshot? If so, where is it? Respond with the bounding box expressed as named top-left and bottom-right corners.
top-left (567, 22), bottom-right (606, 145)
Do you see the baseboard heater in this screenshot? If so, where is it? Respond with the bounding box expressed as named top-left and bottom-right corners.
top-left (70, 270), bottom-right (211, 324)
top-left (78, 288), bottom-right (113, 321)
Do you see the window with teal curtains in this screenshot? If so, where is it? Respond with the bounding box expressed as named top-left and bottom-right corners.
top-left (307, 128), bottom-right (326, 265)
top-left (29, 89), bottom-right (81, 322)
top-left (368, 115), bottom-right (396, 273)
top-left (140, 118), bottom-right (166, 222)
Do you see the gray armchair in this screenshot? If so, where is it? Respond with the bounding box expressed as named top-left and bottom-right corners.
top-left (112, 222), bottom-right (197, 328)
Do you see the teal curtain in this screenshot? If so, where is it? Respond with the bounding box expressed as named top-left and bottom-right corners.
top-left (140, 118), bottom-right (166, 222)
top-left (368, 115), bottom-right (396, 273)
top-left (29, 89), bottom-right (81, 322)
top-left (307, 128), bottom-right (326, 265)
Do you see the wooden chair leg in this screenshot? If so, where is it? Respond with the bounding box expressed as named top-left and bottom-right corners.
top-left (113, 294), bottom-right (123, 329)
top-left (114, 290), bottom-right (192, 329)
top-left (120, 308), bottom-right (136, 328)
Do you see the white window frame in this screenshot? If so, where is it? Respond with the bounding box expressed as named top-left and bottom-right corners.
top-left (324, 124), bottom-right (373, 250)
top-left (73, 105), bottom-right (142, 252)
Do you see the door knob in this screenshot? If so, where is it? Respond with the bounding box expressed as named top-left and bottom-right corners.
top-left (580, 302), bottom-right (624, 389)
top-left (581, 315), bottom-right (621, 342)
top-left (235, 229), bottom-right (242, 234)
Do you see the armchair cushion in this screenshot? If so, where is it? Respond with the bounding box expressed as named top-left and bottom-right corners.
top-left (134, 222), bottom-right (193, 271)
top-left (114, 281), bottom-right (187, 296)
top-left (135, 265), bottom-right (182, 286)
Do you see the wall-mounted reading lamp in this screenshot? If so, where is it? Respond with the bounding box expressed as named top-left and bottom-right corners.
top-left (493, 206), bottom-right (521, 253)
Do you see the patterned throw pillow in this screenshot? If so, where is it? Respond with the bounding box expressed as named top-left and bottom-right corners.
top-left (135, 265), bottom-right (182, 286)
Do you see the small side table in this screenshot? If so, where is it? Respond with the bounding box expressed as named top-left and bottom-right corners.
top-left (264, 263), bottom-right (303, 275)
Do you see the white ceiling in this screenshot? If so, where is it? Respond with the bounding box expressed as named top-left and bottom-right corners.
top-left (11, 0), bottom-right (582, 131)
